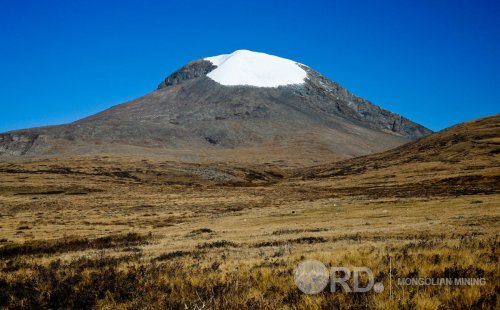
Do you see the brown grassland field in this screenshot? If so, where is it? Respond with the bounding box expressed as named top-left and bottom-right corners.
top-left (0, 116), bottom-right (499, 309)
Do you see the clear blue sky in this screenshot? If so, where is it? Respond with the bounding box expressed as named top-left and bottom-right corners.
top-left (0, 0), bottom-right (498, 132)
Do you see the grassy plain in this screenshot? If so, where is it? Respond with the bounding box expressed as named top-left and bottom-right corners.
top-left (0, 151), bottom-right (498, 309)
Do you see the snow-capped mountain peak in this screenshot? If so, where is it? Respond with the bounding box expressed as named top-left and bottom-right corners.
top-left (204, 50), bottom-right (307, 87)
top-left (0, 49), bottom-right (432, 160)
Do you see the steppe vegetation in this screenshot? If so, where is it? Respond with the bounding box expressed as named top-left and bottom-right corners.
top-left (1, 114), bottom-right (499, 309)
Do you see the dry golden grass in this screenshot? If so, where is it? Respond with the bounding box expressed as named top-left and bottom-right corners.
top-left (0, 151), bottom-right (498, 308)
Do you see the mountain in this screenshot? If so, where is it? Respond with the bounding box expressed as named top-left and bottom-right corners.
top-left (0, 50), bottom-right (432, 165)
top-left (296, 114), bottom-right (500, 197)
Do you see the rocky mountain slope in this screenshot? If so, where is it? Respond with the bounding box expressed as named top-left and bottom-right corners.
top-left (0, 50), bottom-right (432, 165)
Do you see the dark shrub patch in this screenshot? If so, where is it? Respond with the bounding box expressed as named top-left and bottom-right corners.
top-left (0, 233), bottom-right (149, 259)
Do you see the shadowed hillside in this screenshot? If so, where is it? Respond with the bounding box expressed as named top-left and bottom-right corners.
top-left (294, 114), bottom-right (500, 197)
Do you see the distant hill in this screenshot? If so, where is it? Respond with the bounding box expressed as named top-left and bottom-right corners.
top-left (298, 115), bottom-right (500, 197)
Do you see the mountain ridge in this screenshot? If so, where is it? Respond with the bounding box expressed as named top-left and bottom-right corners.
top-left (0, 50), bottom-right (432, 165)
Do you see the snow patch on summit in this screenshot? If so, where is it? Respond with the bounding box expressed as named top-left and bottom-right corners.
top-left (205, 50), bottom-right (307, 87)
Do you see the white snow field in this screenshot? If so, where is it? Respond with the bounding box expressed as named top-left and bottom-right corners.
top-left (205, 50), bottom-right (307, 87)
